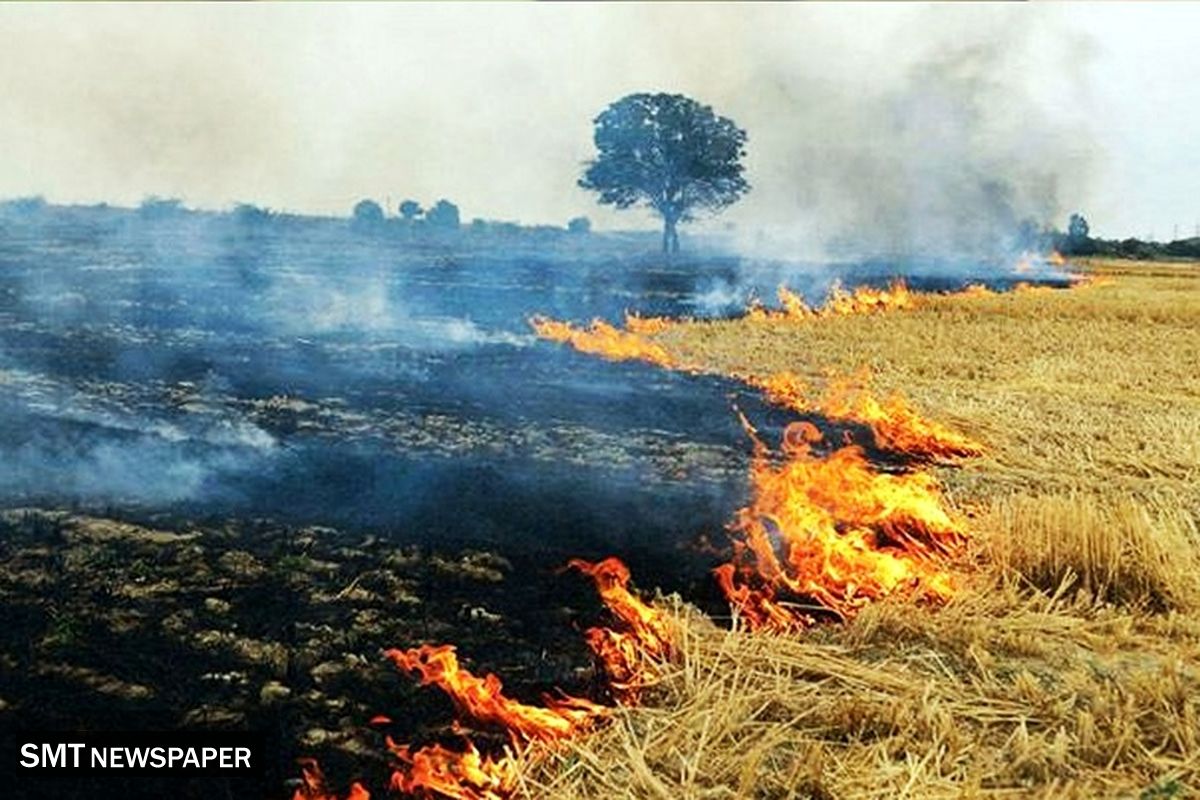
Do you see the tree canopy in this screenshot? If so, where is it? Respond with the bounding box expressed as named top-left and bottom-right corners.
top-left (352, 199), bottom-right (384, 226)
top-left (398, 200), bottom-right (422, 221)
top-left (579, 93), bottom-right (749, 253)
top-left (425, 199), bottom-right (461, 229)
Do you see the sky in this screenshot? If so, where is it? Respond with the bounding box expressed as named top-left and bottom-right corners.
top-left (0, 2), bottom-right (1197, 242)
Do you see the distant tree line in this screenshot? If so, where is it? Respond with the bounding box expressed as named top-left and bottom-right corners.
top-left (0, 195), bottom-right (598, 247)
top-left (349, 196), bottom-right (592, 237)
top-left (1049, 212), bottom-right (1200, 260)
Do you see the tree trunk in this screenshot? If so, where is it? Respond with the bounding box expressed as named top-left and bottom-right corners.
top-left (662, 218), bottom-right (680, 255)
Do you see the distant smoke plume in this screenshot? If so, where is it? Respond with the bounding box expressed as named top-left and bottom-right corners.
top-left (729, 11), bottom-right (1098, 260)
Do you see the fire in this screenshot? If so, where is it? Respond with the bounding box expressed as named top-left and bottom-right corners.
top-left (384, 644), bottom-right (606, 742)
top-left (1048, 250), bottom-right (1066, 266)
top-left (568, 557), bottom-right (674, 701)
top-left (292, 758), bottom-right (370, 800)
top-left (387, 740), bottom-right (518, 800)
top-left (823, 279), bottom-right (913, 316)
top-left (776, 285), bottom-right (816, 319)
top-left (299, 264), bottom-right (1058, 797)
top-left (374, 557), bottom-right (669, 798)
top-left (715, 418), bottom-right (964, 631)
top-left (752, 371), bottom-right (983, 460)
top-left (750, 280), bottom-right (914, 323)
top-left (820, 372), bottom-right (984, 459)
top-left (530, 315), bottom-right (678, 368)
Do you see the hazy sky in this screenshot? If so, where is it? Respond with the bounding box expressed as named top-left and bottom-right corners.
top-left (1, 3), bottom-right (1197, 241)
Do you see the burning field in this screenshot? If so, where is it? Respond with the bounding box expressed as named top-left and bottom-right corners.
top-left (518, 258), bottom-right (1200, 799)
top-left (2, 220), bottom-right (1198, 800)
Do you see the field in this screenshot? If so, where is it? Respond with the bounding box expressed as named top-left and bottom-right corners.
top-left (529, 259), bottom-right (1200, 798)
top-left (2, 224), bottom-right (1197, 799)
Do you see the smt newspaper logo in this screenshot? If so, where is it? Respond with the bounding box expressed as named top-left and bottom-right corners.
top-left (16, 731), bottom-right (262, 776)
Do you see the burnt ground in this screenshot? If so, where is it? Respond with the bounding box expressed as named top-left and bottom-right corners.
top-left (0, 507), bottom-right (734, 799)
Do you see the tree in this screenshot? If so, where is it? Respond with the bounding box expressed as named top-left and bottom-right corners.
top-left (1068, 213), bottom-right (1090, 242)
top-left (425, 199), bottom-right (460, 229)
top-left (352, 199), bottom-right (384, 227)
top-left (1061, 213), bottom-right (1094, 256)
top-left (398, 200), bottom-right (423, 222)
top-left (567, 216), bottom-right (591, 234)
top-left (579, 93), bottom-right (749, 254)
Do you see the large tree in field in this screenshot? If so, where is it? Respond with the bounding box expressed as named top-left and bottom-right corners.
top-left (579, 93), bottom-right (749, 253)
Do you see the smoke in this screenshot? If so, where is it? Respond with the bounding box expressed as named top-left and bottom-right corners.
top-left (725, 10), bottom-right (1099, 260)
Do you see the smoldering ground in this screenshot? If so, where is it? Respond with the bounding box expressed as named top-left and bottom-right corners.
top-left (0, 208), bottom-right (778, 566)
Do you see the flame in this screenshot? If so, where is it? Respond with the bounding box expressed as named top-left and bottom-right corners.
top-left (776, 286), bottom-right (816, 319)
top-left (568, 557), bottom-right (674, 701)
top-left (752, 371), bottom-right (983, 460)
top-left (823, 279), bottom-right (913, 316)
top-left (384, 644), bottom-right (606, 742)
top-left (530, 315), bottom-right (678, 368)
top-left (1048, 250), bottom-right (1066, 266)
top-left (304, 264), bottom-right (1077, 797)
top-left (716, 419), bottom-right (964, 631)
top-left (751, 280), bottom-right (913, 323)
top-left (387, 740), bottom-right (518, 800)
top-left (292, 758), bottom-right (370, 800)
top-left (376, 558), bottom-right (671, 798)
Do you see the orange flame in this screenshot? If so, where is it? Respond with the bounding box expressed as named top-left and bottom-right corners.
top-left (378, 559), bottom-right (672, 798)
top-left (530, 315), bottom-right (678, 369)
top-left (823, 279), bottom-right (913, 316)
top-left (292, 758), bottom-right (370, 800)
top-left (568, 557), bottom-right (674, 701)
top-left (776, 286), bottom-right (816, 319)
top-left (387, 740), bottom-right (518, 800)
top-left (716, 419), bottom-right (964, 631)
top-left (750, 280), bottom-right (914, 323)
top-left (384, 644), bottom-right (606, 742)
top-left (752, 371), bottom-right (983, 460)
